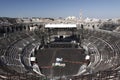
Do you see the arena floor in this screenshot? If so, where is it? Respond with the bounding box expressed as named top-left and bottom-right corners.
top-left (36, 48), bottom-right (86, 77)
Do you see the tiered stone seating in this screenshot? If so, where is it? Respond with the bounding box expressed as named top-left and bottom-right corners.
top-left (0, 49), bottom-right (5, 57)
top-left (81, 29), bottom-right (120, 75)
top-left (81, 40), bottom-right (101, 71)
top-left (4, 40), bottom-right (28, 73)
top-left (0, 27), bottom-right (120, 79)
top-left (0, 31), bottom-right (42, 75)
top-left (22, 40), bottom-right (41, 68)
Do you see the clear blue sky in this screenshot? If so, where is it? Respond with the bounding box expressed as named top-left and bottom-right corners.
top-left (0, 0), bottom-right (120, 19)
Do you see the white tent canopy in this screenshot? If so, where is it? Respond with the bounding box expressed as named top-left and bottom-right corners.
top-left (45, 24), bottom-right (77, 28)
top-left (30, 57), bottom-right (36, 61)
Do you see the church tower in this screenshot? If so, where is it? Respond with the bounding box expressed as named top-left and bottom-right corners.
top-left (79, 9), bottom-right (82, 20)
